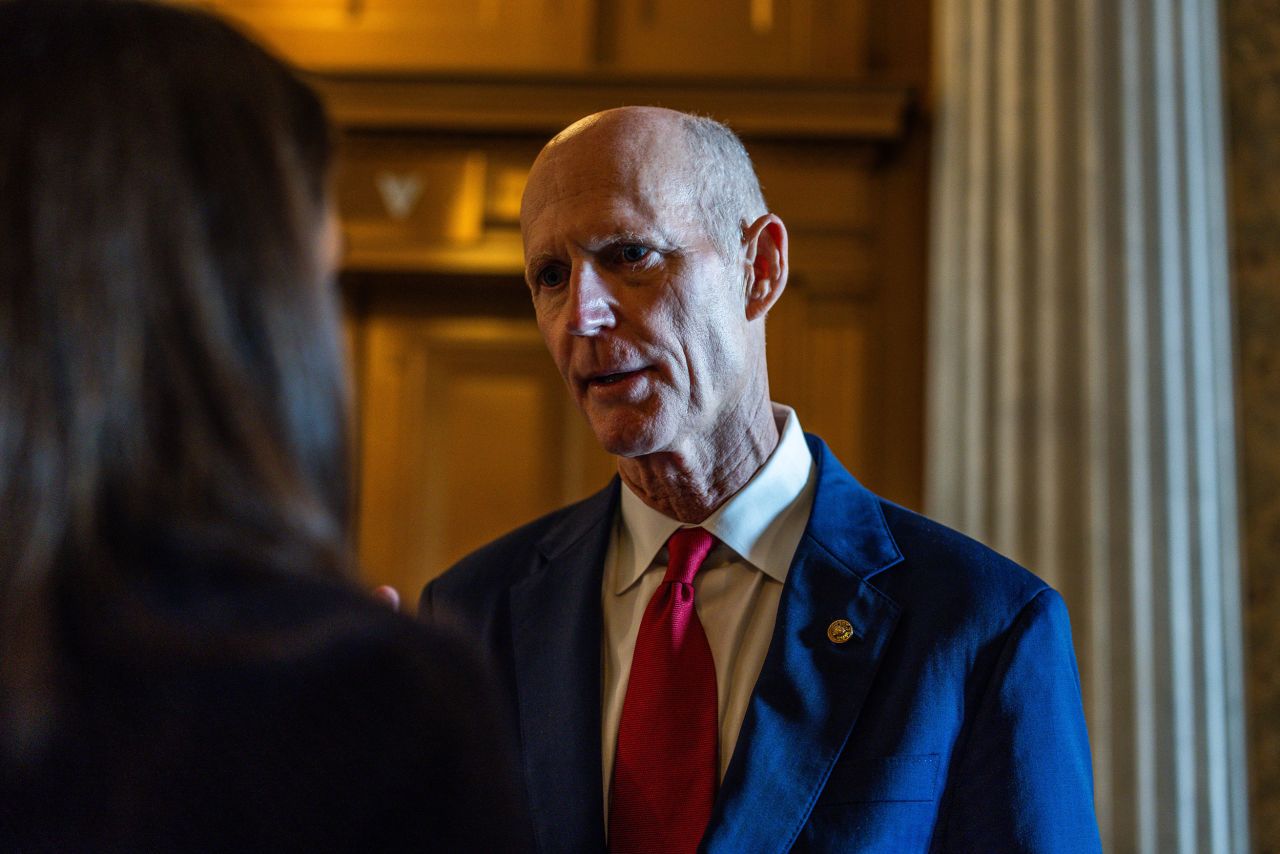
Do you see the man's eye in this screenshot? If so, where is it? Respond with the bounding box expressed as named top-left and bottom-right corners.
top-left (537, 266), bottom-right (567, 288)
top-left (619, 244), bottom-right (650, 263)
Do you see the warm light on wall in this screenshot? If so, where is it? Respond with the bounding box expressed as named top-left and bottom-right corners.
top-left (750, 0), bottom-right (774, 34)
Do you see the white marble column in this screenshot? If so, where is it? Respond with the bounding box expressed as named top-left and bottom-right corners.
top-left (928, 1), bottom-right (1249, 851)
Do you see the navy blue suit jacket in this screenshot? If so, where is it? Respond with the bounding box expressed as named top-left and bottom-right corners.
top-left (422, 435), bottom-right (1101, 852)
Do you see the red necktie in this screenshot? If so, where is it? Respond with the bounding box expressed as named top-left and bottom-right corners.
top-left (609, 527), bottom-right (718, 854)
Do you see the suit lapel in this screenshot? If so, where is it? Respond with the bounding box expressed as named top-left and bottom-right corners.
top-left (509, 480), bottom-right (620, 854)
top-left (701, 436), bottom-right (903, 854)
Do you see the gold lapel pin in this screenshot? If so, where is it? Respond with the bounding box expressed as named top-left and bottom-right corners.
top-left (827, 619), bottom-right (854, 644)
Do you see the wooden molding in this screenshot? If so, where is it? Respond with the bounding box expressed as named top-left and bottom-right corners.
top-left (343, 229), bottom-right (524, 277)
top-left (308, 74), bottom-right (916, 142)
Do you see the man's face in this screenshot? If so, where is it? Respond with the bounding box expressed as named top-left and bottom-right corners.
top-left (520, 124), bottom-right (756, 459)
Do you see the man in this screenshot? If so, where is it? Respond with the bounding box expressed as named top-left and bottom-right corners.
top-left (420, 106), bottom-right (1101, 853)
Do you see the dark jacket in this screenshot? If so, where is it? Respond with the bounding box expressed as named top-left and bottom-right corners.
top-left (2, 564), bottom-right (530, 853)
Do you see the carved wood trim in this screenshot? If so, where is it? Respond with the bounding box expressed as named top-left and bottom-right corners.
top-left (308, 74), bottom-right (915, 142)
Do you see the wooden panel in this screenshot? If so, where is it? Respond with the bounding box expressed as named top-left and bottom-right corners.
top-left (337, 140), bottom-right (487, 250)
top-left (430, 370), bottom-right (551, 564)
top-left (752, 142), bottom-right (876, 232)
top-left (808, 0), bottom-right (878, 76)
top-left (311, 76), bottom-right (913, 143)
top-left (599, 0), bottom-right (871, 77)
top-left (763, 278), bottom-right (810, 418)
top-left (803, 298), bottom-right (873, 480)
top-left (600, 0), bottom-right (801, 74)
top-left (766, 285), bottom-right (874, 484)
top-left (352, 302), bottom-right (614, 602)
top-left (194, 0), bottom-right (878, 80)
top-left (869, 107), bottom-right (928, 510)
top-left (336, 136), bottom-right (542, 275)
top-left (203, 0), bottom-right (595, 73)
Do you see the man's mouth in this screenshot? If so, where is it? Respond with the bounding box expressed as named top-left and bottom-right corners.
top-left (584, 366), bottom-right (648, 389)
top-left (592, 370), bottom-right (639, 385)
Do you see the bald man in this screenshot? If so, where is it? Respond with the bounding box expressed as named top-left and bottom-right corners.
top-left (421, 107), bottom-right (1101, 853)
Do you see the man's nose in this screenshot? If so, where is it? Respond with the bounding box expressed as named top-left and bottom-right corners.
top-left (566, 265), bottom-right (615, 337)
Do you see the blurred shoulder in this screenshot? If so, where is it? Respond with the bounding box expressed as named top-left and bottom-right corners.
top-left (8, 569), bottom-right (526, 852)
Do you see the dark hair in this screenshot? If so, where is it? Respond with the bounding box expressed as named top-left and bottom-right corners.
top-left (0, 0), bottom-right (349, 755)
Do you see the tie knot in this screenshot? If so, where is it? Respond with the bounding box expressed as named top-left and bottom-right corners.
top-left (663, 527), bottom-right (715, 586)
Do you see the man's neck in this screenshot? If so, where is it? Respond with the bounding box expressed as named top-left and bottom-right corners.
top-left (617, 400), bottom-right (780, 524)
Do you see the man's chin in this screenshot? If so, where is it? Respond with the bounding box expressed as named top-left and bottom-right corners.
top-left (587, 418), bottom-right (668, 459)
top-left (597, 433), bottom-right (660, 459)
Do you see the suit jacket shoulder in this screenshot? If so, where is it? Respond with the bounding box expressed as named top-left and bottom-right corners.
top-left (873, 499), bottom-right (1054, 644)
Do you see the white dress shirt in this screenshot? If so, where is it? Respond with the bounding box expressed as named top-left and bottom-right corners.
top-left (600, 403), bottom-right (817, 817)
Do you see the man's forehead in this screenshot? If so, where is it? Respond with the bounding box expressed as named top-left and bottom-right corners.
top-left (521, 135), bottom-right (700, 246)
top-left (537, 135), bottom-right (688, 193)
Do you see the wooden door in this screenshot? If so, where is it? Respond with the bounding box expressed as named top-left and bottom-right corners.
top-left (347, 277), bottom-right (616, 605)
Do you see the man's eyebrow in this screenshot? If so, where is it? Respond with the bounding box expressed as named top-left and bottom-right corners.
top-left (582, 228), bottom-right (677, 250)
top-left (594, 229), bottom-right (649, 244)
top-left (525, 250), bottom-right (557, 270)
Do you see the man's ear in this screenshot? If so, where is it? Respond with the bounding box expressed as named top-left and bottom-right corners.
top-left (741, 213), bottom-right (789, 322)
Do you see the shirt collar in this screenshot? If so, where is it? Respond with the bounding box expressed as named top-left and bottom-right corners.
top-left (615, 403), bottom-right (816, 594)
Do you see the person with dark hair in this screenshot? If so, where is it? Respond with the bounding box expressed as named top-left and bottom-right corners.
top-left (0, 1), bottom-right (527, 849)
